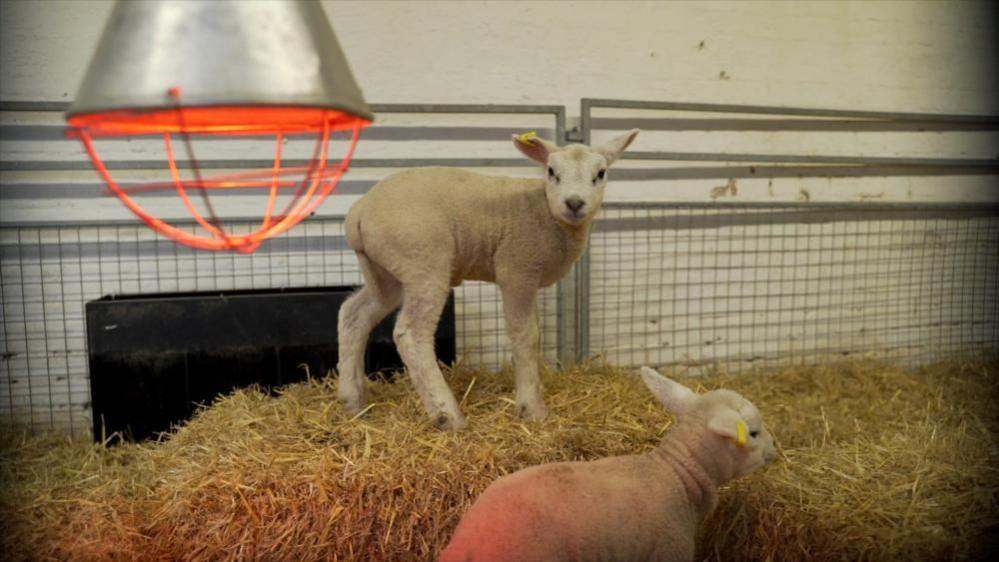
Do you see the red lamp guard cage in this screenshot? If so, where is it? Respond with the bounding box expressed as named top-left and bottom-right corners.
top-left (68, 98), bottom-right (368, 253)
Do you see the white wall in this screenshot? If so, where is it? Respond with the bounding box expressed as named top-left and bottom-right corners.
top-left (1, 0), bottom-right (996, 435)
top-left (326, 0), bottom-right (999, 116)
top-left (3, 1), bottom-right (998, 114)
top-left (2, 0), bottom-right (997, 212)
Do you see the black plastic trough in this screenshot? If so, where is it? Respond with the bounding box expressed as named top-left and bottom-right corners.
top-left (85, 286), bottom-right (455, 442)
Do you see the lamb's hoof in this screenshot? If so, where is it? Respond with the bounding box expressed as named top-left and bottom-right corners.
top-left (337, 396), bottom-right (366, 417)
top-left (432, 412), bottom-right (468, 432)
top-left (515, 400), bottom-right (549, 421)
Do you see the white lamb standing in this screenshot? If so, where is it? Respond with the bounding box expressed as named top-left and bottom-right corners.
top-left (336, 129), bottom-right (640, 430)
top-left (440, 366), bottom-right (777, 562)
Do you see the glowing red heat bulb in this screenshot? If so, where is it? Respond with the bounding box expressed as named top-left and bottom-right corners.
top-left (68, 101), bottom-right (369, 253)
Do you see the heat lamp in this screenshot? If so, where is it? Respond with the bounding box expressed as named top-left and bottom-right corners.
top-left (66, 0), bottom-right (372, 253)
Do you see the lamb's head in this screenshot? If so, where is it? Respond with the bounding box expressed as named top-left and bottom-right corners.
top-left (640, 366), bottom-right (777, 478)
top-left (513, 129), bottom-right (639, 227)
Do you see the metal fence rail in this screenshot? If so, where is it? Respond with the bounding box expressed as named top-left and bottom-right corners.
top-left (572, 97), bottom-right (999, 360)
top-left (588, 202), bottom-right (999, 370)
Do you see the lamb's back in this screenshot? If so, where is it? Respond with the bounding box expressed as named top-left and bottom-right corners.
top-left (352, 168), bottom-right (538, 224)
top-left (345, 168), bottom-right (546, 282)
top-left (442, 455), bottom-right (696, 562)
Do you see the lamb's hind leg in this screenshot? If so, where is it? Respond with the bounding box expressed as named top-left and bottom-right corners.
top-left (394, 283), bottom-right (467, 431)
top-left (337, 255), bottom-right (401, 414)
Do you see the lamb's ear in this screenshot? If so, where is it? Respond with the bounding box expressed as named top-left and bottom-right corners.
top-left (707, 409), bottom-right (749, 447)
top-left (595, 128), bottom-right (639, 166)
top-left (639, 366), bottom-right (695, 414)
top-left (513, 133), bottom-right (560, 165)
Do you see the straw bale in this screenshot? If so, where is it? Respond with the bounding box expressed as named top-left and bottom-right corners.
top-left (1, 358), bottom-right (996, 562)
top-left (698, 360), bottom-right (999, 562)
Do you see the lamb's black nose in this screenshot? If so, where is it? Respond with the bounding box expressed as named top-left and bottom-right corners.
top-left (565, 197), bottom-right (585, 213)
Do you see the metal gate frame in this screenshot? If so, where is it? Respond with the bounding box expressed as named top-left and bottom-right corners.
top-left (566, 98), bottom-right (999, 362)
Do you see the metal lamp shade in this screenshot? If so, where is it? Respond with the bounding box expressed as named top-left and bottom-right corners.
top-left (67, 0), bottom-right (372, 134)
top-left (63, 0), bottom-right (371, 253)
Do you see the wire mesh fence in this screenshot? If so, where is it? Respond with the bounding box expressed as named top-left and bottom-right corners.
top-left (587, 203), bottom-right (998, 371)
top-left (0, 218), bottom-right (563, 436)
top-left (4, 98), bottom-right (996, 438)
top-left (3, 202), bottom-right (997, 437)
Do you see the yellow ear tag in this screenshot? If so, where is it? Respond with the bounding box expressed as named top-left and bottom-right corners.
top-left (736, 420), bottom-right (748, 447)
top-left (518, 130), bottom-right (538, 144)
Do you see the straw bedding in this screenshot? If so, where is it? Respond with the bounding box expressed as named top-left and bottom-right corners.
top-left (1, 359), bottom-right (996, 561)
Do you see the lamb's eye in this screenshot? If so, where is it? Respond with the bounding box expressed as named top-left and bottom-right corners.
top-left (597, 169), bottom-right (606, 180)
top-left (750, 430), bottom-right (760, 438)
top-left (547, 166), bottom-right (555, 177)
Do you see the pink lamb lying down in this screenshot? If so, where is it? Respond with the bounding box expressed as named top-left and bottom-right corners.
top-left (440, 367), bottom-right (777, 562)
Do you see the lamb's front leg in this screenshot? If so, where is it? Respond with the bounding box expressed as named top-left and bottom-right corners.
top-left (501, 282), bottom-right (548, 420)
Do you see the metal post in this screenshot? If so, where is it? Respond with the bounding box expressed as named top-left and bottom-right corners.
top-left (573, 99), bottom-right (594, 362)
top-left (553, 104), bottom-right (575, 365)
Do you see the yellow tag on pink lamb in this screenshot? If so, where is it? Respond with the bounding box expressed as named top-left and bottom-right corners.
top-left (518, 130), bottom-right (538, 144)
top-left (736, 420), bottom-right (748, 447)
